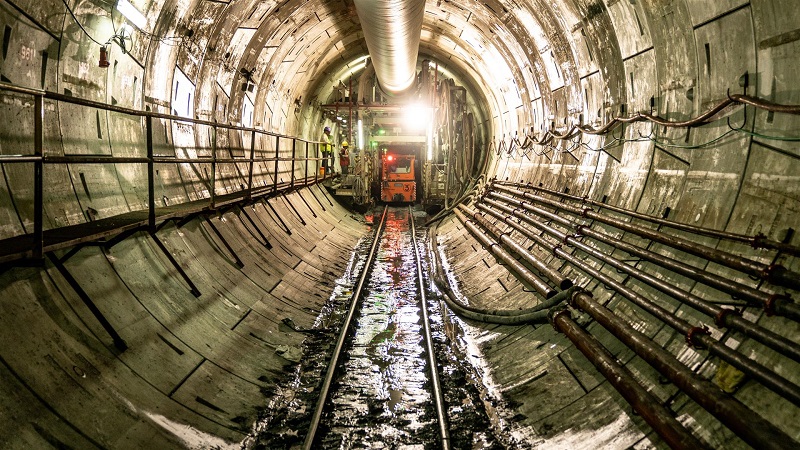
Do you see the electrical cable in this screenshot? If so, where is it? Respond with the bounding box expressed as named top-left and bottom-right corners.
top-left (61, 0), bottom-right (104, 46)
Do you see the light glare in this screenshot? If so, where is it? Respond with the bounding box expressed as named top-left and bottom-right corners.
top-left (117, 0), bottom-right (147, 30)
top-left (403, 104), bottom-right (431, 131)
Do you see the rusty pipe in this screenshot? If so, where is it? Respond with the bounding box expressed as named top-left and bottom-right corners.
top-left (489, 185), bottom-right (800, 290)
top-left (551, 309), bottom-right (709, 450)
top-left (570, 292), bottom-right (799, 450)
top-left (475, 202), bottom-right (800, 407)
top-left (458, 204), bottom-right (572, 290)
top-left (486, 186), bottom-right (800, 321)
top-left (481, 198), bottom-right (800, 364)
top-left (453, 208), bottom-right (556, 299)
top-left (497, 181), bottom-right (800, 256)
top-left (575, 225), bottom-right (800, 322)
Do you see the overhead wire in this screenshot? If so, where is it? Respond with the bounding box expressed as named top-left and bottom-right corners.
top-left (494, 96), bottom-right (800, 159)
top-left (62, 0), bottom-right (187, 57)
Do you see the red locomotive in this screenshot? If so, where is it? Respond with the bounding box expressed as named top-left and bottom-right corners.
top-left (380, 151), bottom-right (416, 203)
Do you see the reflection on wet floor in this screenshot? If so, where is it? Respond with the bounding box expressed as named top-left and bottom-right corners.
top-left (247, 207), bottom-right (507, 449)
top-left (319, 207), bottom-right (436, 448)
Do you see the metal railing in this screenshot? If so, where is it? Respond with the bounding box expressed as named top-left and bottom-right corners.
top-left (0, 81), bottom-right (326, 262)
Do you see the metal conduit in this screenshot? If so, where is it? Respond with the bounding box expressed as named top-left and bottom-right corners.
top-left (456, 203), bottom-right (800, 447)
top-left (453, 208), bottom-right (556, 298)
top-left (497, 180), bottom-right (800, 256)
top-left (485, 189), bottom-right (800, 321)
top-left (428, 227), bottom-right (578, 325)
top-left (570, 292), bottom-right (800, 450)
top-left (457, 204), bottom-right (573, 290)
top-left (574, 226), bottom-right (798, 321)
top-left (474, 202), bottom-right (800, 408)
top-left (482, 196), bottom-right (800, 364)
top-left (491, 184), bottom-right (800, 290)
top-left (550, 310), bottom-right (709, 450)
top-left (353, 0), bottom-right (425, 95)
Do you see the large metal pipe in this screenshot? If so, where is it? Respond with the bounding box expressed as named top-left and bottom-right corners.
top-left (458, 204), bottom-right (573, 290)
top-left (485, 189), bottom-right (799, 321)
top-left (453, 208), bottom-right (557, 298)
top-left (353, 0), bottom-right (425, 95)
top-left (497, 180), bottom-right (800, 257)
top-left (570, 291), bottom-right (800, 450)
top-left (550, 310), bottom-right (709, 450)
top-left (490, 184), bottom-right (800, 290)
top-left (475, 202), bottom-right (800, 408)
top-left (463, 202), bottom-right (800, 448)
top-left (483, 196), bottom-right (800, 364)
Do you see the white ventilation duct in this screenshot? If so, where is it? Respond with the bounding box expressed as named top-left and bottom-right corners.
top-left (353, 0), bottom-right (426, 95)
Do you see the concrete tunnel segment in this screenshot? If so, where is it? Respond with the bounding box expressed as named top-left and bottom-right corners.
top-left (0, 0), bottom-right (799, 448)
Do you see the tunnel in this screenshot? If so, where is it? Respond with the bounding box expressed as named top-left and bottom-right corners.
top-left (1, 0), bottom-right (799, 448)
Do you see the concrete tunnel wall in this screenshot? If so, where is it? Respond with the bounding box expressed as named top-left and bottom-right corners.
top-left (0, 0), bottom-right (799, 448)
top-left (0, 188), bottom-right (367, 447)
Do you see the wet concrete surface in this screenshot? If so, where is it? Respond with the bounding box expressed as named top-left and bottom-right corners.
top-left (247, 207), bottom-right (510, 449)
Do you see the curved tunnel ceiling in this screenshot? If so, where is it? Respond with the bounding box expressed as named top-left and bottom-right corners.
top-left (134, 0), bottom-right (593, 139)
top-left (1, 0), bottom-right (799, 447)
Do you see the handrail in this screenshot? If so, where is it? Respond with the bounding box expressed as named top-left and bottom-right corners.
top-left (0, 81), bottom-right (331, 264)
top-left (0, 81), bottom-right (322, 144)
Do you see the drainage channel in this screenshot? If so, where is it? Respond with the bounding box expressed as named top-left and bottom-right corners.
top-left (247, 206), bottom-right (508, 449)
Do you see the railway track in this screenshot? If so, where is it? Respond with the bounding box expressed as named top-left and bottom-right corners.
top-left (302, 205), bottom-right (451, 449)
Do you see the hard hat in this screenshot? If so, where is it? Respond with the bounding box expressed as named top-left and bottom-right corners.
top-left (323, 126), bottom-right (331, 132)
top-left (341, 141), bottom-right (349, 147)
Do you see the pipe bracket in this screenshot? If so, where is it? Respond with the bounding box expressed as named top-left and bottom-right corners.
top-left (686, 325), bottom-right (711, 348)
top-left (548, 307), bottom-right (571, 331)
top-left (764, 294), bottom-right (782, 317)
top-left (714, 307), bottom-right (742, 327)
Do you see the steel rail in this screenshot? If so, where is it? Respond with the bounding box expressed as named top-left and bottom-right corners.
top-left (490, 185), bottom-right (800, 290)
top-left (475, 202), bottom-right (800, 407)
top-left (494, 180), bottom-right (800, 256)
top-left (409, 206), bottom-right (451, 450)
top-left (303, 205), bottom-right (388, 450)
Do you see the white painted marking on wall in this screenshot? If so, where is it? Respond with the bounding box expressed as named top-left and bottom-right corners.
top-left (751, 173), bottom-right (800, 183)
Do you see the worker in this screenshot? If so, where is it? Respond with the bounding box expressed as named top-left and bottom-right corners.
top-left (339, 141), bottom-right (350, 175)
top-left (321, 126), bottom-right (333, 176)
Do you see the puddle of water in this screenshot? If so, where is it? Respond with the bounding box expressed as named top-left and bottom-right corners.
top-left (244, 207), bottom-right (518, 449)
top-left (319, 208), bottom-right (436, 448)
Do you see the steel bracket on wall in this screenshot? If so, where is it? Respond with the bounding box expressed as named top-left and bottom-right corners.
top-left (316, 183), bottom-right (334, 207)
top-left (262, 198), bottom-right (292, 235)
top-left (148, 232), bottom-right (202, 298)
top-left (237, 205), bottom-right (273, 249)
top-left (203, 216), bottom-right (245, 269)
top-left (281, 193), bottom-right (306, 225)
top-left (306, 186), bottom-right (327, 212)
top-left (296, 190), bottom-right (318, 219)
top-left (46, 252), bottom-right (128, 352)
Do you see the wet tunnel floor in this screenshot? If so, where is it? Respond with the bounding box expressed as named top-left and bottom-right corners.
top-left (248, 206), bottom-right (508, 450)
top-left (319, 207), bottom-right (434, 448)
